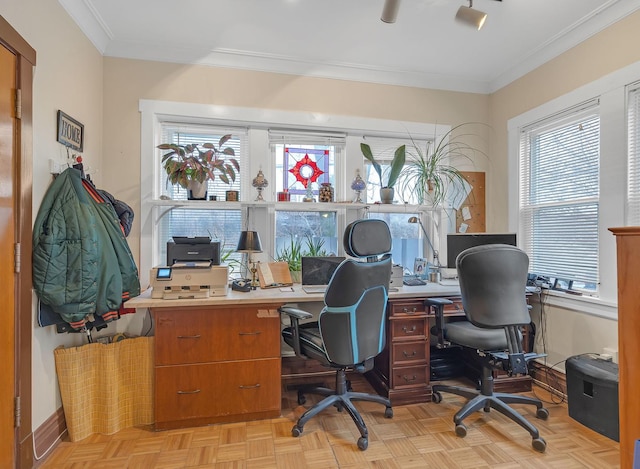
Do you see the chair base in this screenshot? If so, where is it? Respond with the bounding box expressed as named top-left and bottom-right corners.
top-left (292, 368), bottom-right (393, 450)
top-left (432, 366), bottom-right (548, 453)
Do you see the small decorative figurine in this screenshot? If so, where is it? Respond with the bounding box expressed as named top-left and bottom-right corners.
top-left (252, 169), bottom-right (268, 201)
top-left (351, 169), bottom-right (366, 203)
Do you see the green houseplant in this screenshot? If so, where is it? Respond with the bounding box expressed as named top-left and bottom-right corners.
top-left (401, 123), bottom-right (486, 207)
top-left (157, 134), bottom-right (239, 200)
top-left (276, 235), bottom-right (330, 282)
top-left (360, 143), bottom-right (406, 203)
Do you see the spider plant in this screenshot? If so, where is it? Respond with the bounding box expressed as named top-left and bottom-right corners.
top-left (400, 123), bottom-right (487, 206)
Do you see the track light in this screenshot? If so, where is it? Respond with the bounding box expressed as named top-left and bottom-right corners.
top-left (381, 0), bottom-right (401, 23)
top-left (456, 0), bottom-right (487, 30)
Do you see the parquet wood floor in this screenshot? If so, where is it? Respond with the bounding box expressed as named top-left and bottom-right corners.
top-left (40, 378), bottom-right (620, 468)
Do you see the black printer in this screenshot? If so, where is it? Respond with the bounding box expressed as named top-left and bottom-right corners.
top-left (166, 236), bottom-right (221, 266)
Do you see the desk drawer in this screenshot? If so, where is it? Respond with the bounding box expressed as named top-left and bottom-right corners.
top-left (155, 358), bottom-right (281, 423)
top-left (390, 364), bottom-right (429, 389)
top-left (154, 307), bottom-right (280, 365)
top-left (389, 301), bottom-right (424, 317)
top-left (391, 317), bottom-right (427, 340)
top-left (391, 341), bottom-right (428, 365)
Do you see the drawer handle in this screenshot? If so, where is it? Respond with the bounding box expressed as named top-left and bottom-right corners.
top-left (402, 307), bottom-right (417, 314)
top-left (176, 335), bottom-right (201, 339)
top-left (402, 350), bottom-right (417, 358)
top-left (177, 389), bottom-right (201, 394)
top-left (238, 331), bottom-right (262, 336)
top-left (402, 325), bottom-right (417, 333)
top-left (402, 375), bottom-right (417, 383)
top-left (239, 384), bottom-right (261, 389)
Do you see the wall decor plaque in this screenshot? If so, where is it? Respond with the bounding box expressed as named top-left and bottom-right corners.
top-left (57, 110), bottom-right (84, 152)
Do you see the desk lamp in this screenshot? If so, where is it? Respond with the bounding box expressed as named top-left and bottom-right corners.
top-left (236, 231), bottom-right (263, 289)
top-left (408, 216), bottom-right (441, 274)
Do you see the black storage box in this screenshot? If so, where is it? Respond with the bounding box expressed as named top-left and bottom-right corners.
top-left (566, 354), bottom-right (619, 441)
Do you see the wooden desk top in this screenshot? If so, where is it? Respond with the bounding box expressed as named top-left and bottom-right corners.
top-left (127, 283), bottom-right (461, 309)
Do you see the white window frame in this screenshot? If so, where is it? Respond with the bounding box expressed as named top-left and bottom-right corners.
top-left (507, 60), bottom-right (640, 317)
top-left (139, 99), bottom-right (447, 286)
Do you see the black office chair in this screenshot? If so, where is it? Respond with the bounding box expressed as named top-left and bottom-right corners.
top-left (279, 219), bottom-right (394, 450)
top-left (430, 244), bottom-right (549, 453)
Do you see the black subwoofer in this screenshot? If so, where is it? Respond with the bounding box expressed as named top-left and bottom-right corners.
top-left (566, 354), bottom-right (619, 441)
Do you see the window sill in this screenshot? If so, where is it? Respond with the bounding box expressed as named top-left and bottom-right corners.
top-left (531, 289), bottom-right (617, 320)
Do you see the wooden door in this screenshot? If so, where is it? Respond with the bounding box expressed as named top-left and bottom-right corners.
top-left (0, 41), bottom-right (16, 469)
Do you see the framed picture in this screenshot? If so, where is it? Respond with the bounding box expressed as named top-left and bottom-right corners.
top-left (413, 257), bottom-right (427, 278)
top-left (57, 110), bottom-right (84, 152)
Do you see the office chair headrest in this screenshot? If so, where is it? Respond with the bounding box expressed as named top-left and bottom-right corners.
top-left (343, 219), bottom-right (392, 258)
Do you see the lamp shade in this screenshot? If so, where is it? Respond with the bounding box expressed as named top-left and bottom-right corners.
top-left (455, 5), bottom-right (487, 30)
top-left (236, 231), bottom-right (263, 253)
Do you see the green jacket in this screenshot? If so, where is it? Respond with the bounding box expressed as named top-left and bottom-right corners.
top-left (33, 168), bottom-right (140, 325)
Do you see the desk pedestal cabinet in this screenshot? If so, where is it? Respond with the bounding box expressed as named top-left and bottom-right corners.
top-left (367, 297), bottom-right (532, 406)
top-left (152, 305), bottom-right (282, 430)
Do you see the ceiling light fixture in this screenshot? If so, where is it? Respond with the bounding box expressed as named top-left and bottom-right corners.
top-left (455, 0), bottom-right (488, 30)
top-left (381, 0), bottom-right (401, 23)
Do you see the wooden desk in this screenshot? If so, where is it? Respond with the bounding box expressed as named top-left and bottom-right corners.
top-left (129, 283), bottom-right (513, 429)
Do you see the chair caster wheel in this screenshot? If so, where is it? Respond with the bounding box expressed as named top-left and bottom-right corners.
top-left (384, 407), bottom-right (393, 418)
top-left (432, 391), bottom-right (442, 404)
top-left (357, 437), bottom-right (368, 450)
top-left (532, 437), bottom-right (547, 453)
top-left (291, 425), bottom-right (303, 437)
top-left (536, 407), bottom-right (549, 420)
top-left (297, 391), bottom-right (306, 406)
top-left (455, 424), bottom-right (467, 437)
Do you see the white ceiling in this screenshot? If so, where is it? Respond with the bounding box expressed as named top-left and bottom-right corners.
top-left (60, 0), bottom-right (640, 94)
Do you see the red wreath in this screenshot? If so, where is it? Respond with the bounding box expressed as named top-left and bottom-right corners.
top-left (288, 154), bottom-right (325, 188)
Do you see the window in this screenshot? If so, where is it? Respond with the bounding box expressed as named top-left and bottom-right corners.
top-left (627, 83), bottom-right (640, 224)
top-left (270, 130), bottom-right (343, 202)
top-left (518, 100), bottom-right (600, 292)
top-left (140, 100), bottom-right (445, 287)
top-left (157, 123), bottom-right (247, 268)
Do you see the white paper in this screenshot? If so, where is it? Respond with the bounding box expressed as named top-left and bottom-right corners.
top-left (462, 206), bottom-right (472, 221)
top-left (459, 223), bottom-right (469, 233)
top-left (446, 178), bottom-right (472, 211)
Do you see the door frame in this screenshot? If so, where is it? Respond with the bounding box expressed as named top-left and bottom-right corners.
top-left (0, 14), bottom-right (36, 469)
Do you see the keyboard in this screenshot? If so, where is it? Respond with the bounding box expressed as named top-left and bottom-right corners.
top-left (403, 276), bottom-right (426, 286)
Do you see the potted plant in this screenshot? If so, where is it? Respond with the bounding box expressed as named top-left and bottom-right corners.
top-left (360, 143), bottom-right (406, 203)
top-left (400, 123), bottom-right (486, 206)
top-left (157, 134), bottom-right (239, 200)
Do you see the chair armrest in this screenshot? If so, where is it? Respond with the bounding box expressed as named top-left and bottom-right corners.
top-left (279, 306), bottom-right (313, 320)
top-left (278, 305), bottom-right (313, 358)
top-left (424, 298), bottom-right (453, 348)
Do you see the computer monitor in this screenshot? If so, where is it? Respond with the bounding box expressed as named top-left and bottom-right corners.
top-left (446, 233), bottom-right (517, 268)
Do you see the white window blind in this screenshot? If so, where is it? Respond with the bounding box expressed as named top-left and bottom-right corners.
top-left (519, 100), bottom-right (600, 290)
top-left (157, 123), bottom-right (248, 267)
top-left (627, 83), bottom-right (640, 225)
